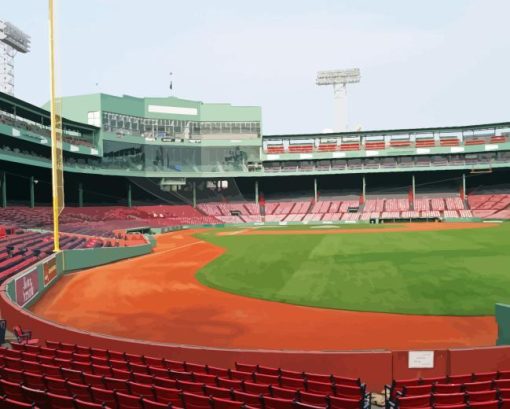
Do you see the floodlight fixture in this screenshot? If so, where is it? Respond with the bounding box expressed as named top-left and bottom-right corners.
top-left (316, 68), bottom-right (361, 132)
top-left (0, 20), bottom-right (31, 95)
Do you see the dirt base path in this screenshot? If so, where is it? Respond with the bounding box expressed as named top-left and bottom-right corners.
top-left (31, 228), bottom-right (497, 351)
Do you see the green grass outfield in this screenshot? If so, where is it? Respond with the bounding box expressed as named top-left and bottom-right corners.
top-left (195, 223), bottom-right (510, 316)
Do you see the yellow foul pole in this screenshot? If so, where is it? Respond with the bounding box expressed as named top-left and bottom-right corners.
top-left (48, 0), bottom-right (60, 252)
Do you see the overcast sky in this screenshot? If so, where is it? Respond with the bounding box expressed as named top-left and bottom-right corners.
top-left (3, 0), bottom-right (510, 134)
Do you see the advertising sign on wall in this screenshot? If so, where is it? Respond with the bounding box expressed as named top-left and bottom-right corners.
top-left (43, 257), bottom-right (58, 287)
top-left (15, 268), bottom-right (39, 307)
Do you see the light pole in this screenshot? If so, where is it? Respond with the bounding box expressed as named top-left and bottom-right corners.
top-left (316, 68), bottom-right (360, 132)
top-left (0, 20), bottom-right (30, 95)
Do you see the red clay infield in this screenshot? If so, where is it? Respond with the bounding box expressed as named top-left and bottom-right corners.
top-left (31, 224), bottom-right (497, 351)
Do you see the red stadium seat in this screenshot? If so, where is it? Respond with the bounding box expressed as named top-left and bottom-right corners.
top-left (468, 401), bottom-right (500, 409)
top-left (293, 402), bottom-right (325, 409)
top-left (22, 371), bottom-right (46, 390)
top-left (41, 363), bottom-right (62, 377)
top-left (104, 376), bottom-right (130, 392)
top-left (253, 373), bottom-right (279, 385)
top-left (112, 368), bottom-right (132, 380)
top-left (280, 377), bottom-right (306, 390)
top-left (203, 385), bottom-right (233, 399)
top-left (130, 363), bottom-right (149, 375)
top-left (243, 381), bottom-right (270, 394)
top-left (74, 399), bottom-right (109, 409)
top-left (334, 384), bottom-right (363, 399)
top-left (128, 381), bottom-right (155, 399)
top-left (92, 356), bottom-right (110, 367)
top-left (270, 386), bottom-right (298, 399)
top-left (297, 391), bottom-right (327, 406)
top-left (0, 397), bottom-right (35, 409)
top-left (210, 397), bottom-right (244, 409)
top-left (207, 367), bottom-right (229, 379)
top-left (153, 377), bottom-right (177, 389)
top-left (153, 386), bottom-right (182, 406)
top-left (44, 376), bottom-right (68, 395)
top-left (463, 382), bottom-right (493, 393)
top-left (75, 345), bottom-right (91, 355)
top-left (467, 391), bottom-right (499, 402)
top-left (328, 396), bottom-right (363, 409)
top-left (131, 372), bottom-right (154, 385)
top-left (494, 380), bottom-right (510, 389)
top-left (434, 384), bottom-right (463, 394)
top-left (194, 373), bottom-right (217, 386)
top-left (433, 393), bottom-right (466, 406)
top-left (145, 356), bottom-right (165, 368)
top-left (258, 366), bottom-right (280, 377)
top-left (231, 390), bottom-right (263, 408)
top-left (165, 361), bottom-right (187, 372)
top-left (394, 395), bottom-right (431, 409)
top-left (5, 356), bottom-right (23, 370)
top-left (91, 387), bottom-right (117, 408)
top-left (474, 373), bottom-right (498, 382)
top-left (93, 365), bottom-right (113, 377)
top-left (230, 370), bottom-right (253, 382)
top-left (150, 367), bottom-right (171, 378)
top-left (141, 398), bottom-right (173, 409)
top-left (449, 375), bottom-right (474, 384)
top-left (177, 380), bottom-right (206, 394)
top-left (279, 370), bottom-right (303, 380)
top-left (115, 391), bottom-right (143, 409)
top-left (401, 384), bottom-right (434, 397)
top-left (331, 376), bottom-right (361, 387)
top-left (66, 381), bottom-right (93, 401)
top-left (83, 372), bottom-right (106, 388)
top-left (61, 367), bottom-right (84, 382)
top-left (1, 367), bottom-right (24, 383)
top-left (47, 392), bottom-right (75, 409)
top-left (91, 348), bottom-right (109, 360)
top-left (218, 378), bottom-right (242, 390)
top-left (306, 381), bottom-right (334, 395)
top-left (0, 378), bottom-right (25, 401)
top-left (21, 385), bottom-right (49, 409)
top-left (171, 371), bottom-right (194, 382)
top-left (262, 396), bottom-right (295, 409)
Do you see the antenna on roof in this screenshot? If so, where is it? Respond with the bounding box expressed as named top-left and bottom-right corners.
top-left (169, 72), bottom-right (173, 95)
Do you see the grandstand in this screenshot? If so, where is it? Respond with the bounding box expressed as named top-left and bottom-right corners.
top-left (1, 3), bottom-right (510, 405)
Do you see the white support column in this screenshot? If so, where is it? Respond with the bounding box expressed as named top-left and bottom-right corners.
top-left (462, 173), bottom-right (466, 200)
top-left (254, 180), bottom-right (259, 205)
top-left (333, 83), bottom-right (348, 132)
top-left (314, 177), bottom-right (318, 202)
top-left (362, 175), bottom-right (366, 201)
top-left (412, 174), bottom-right (416, 199)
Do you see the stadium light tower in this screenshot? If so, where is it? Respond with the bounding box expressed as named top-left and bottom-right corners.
top-left (316, 68), bottom-right (360, 132)
top-left (0, 20), bottom-right (31, 96)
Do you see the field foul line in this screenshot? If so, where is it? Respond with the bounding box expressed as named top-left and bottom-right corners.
top-left (221, 229), bottom-right (249, 236)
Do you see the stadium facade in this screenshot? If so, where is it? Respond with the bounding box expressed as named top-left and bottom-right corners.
top-left (0, 90), bottom-right (509, 207)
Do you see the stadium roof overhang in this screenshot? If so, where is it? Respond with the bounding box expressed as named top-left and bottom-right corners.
top-left (0, 91), bottom-right (99, 134)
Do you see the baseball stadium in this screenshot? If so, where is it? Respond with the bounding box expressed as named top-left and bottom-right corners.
top-left (0, 2), bottom-right (510, 409)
